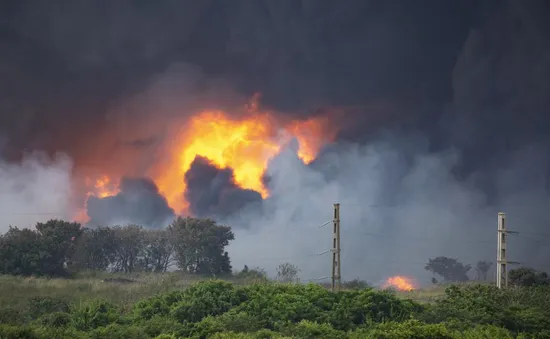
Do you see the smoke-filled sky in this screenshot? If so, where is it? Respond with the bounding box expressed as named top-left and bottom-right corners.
top-left (1, 0), bottom-right (550, 284)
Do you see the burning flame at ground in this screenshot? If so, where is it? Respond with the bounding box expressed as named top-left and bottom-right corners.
top-left (76, 95), bottom-right (338, 218)
top-left (383, 276), bottom-right (417, 291)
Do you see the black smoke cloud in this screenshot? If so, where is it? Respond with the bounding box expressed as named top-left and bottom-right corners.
top-left (185, 156), bottom-right (263, 220)
top-left (1, 1), bottom-right (550, 283)
top-left (86, 177), bottom-right (175, 228)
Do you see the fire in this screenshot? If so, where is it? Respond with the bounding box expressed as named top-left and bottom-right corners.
top-left (153, 110), bottom-right (336, 214)
top-left (86, 175), bottom-right (120, 198)
top-left (383, 276), bottom-right (416, 291)
top-left (77, 94), bottom-right (338, 217)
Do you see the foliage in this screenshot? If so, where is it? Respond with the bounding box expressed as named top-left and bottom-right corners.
top-left (234, 265), bottom-right (269, 283)
top-left (169, 217), bottom-right (234, 275)
top-left (425, 256), bottom-right (471, 282)
top-left (71, 227), bottom-right (117, 271)
top-left (0, 220), bottom-right (81, 277)
top-left (509, 267), bottom-right (550, 287)
top-left (475, 260), bottom-right (493, 281)
top-left (0, 218), bottom-right (235, 278)
top-left (0, 278), bottom-right (549, 337)
top-left (276, 262), bottom-right (300, 283)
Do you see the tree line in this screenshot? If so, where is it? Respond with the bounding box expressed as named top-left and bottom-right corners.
top-left (0, 217), bottom-right (234, 277)
top-left (425, 256), bottom-right (549, 287)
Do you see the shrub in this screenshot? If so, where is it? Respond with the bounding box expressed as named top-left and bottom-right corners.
top-left (0, 308), bottom-right (28, 325)
top-left (72, 299), bottom-right (121, 331)
top-left (27, 296), bottom-right (70, 319)
top-left (169, 280), bottom-right (243, 323)
top-left (88, 324), bottom-right (148, 339)
top-left (37, 312), bottom-right (72, 328)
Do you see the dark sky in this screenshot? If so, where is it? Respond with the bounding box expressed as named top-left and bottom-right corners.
top-left (0, 1), bottom-right (474, 153)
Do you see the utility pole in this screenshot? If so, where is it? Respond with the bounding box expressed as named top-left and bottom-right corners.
top-left (496, 212), bottom-right (519, 289)
top-left (331, 203), bottom-right (341, 292)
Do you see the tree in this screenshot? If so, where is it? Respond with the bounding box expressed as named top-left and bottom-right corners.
top-left (35, 219), bottom-right (82, 276)
top-left (425, 256), bottom-right (471, 282)
top-left (0, 220), bottom-right (82, 277)
top-left (169, 217), bottom-right (235, 275)
top-left (71, 227), bottom-right (117, 271)
top-left (509, 267), bottom-right (549, 287)
top-left (0, 227), bottom-right (41, 275)
top-left (139, 228), bottom-right (174, 272)
top-left (475, 261), bottom-right (493, 281)
top-left (111, 225), bottom-right (145, 273)
top-left (276, 262), bottom-right (300, 283)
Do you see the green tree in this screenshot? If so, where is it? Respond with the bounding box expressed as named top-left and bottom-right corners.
top-left (112, 225), bottom-right (145, 273)
top-left (35, 219), bottom-right (82, 276)
top-left (276, 262), bottom-right (300, 283)
top-left (169, 217), bottom-right (234, 275)
top-left (0, 227), bottom-right (41, 275)
top-left (0, 220), bottom-right (81, 277)
top-left (139, 228), bottom-right (174, 272)
top-left (425, 256), bottom-right (471, 282)
top-left (71, 227), bottom-right (117, 271)
top-left (509, 267), bottom-right (549, 287)
top-left (475, 260), bottom-right (493, 281)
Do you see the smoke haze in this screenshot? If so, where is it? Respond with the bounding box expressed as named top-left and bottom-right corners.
top-left (0, 152), bottom-right (74, 232)
top-left (1, 0), bottom-right (549, 284)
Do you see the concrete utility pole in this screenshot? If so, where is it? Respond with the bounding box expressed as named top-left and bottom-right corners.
top-left (331, 203), bottom-right (341, 292)
top-left (496, 212), bottom-right (519, 289)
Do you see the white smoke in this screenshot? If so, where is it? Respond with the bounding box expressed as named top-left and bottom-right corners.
top-left (227, 134), bottom-right (550, 285)
top-left (0, 152), bottom-right (74, 233)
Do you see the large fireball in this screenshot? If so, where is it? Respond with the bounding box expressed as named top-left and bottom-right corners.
top-left (76, 96), bottom-right (339, 218)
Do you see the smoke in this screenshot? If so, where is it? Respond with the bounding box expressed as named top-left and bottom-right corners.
top-left (0, 152), bottom-right (74, 233)
top-left (1, 1), bottom-right (550, 285)
top-left (185, 156), bottom-right (263, 219)
top-left (87, 177), bottom-right (175, 228)
top-left (226, 135), bottom-right (550, 284)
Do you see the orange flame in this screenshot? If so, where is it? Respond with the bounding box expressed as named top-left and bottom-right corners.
top-left (86, 175), bottom-right (120, 198)
top-left (383, 276), bottom-right (416, 291)
top-left (152, 109), bottom-right (336, 214)
top-left (77, 95), bottom-right (338, 216)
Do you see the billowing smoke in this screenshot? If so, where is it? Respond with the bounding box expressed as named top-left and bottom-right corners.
top-left (227, 136), bottom-right (550, 284)
top-left (0, 152), bottom-right (74, 233)
top-left (185, 156), bottom-right (263, 219)
top-left (1, 1), bottom-right (549, 285)
top-left (87, 177), bottom-right (175, 228)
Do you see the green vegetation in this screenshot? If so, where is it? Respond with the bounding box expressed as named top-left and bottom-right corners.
top-left (1, 218), bottom-right (549, 337)
top-left (0, 275), bottom-right (549, 338)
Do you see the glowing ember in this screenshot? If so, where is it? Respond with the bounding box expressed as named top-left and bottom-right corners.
top-left (383, 276), bottom-right (416, 291)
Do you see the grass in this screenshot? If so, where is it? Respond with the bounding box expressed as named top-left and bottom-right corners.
top-left (0, 272), bottom-right (275, 313)
top-left (0, 272), bottom-right (455, 314)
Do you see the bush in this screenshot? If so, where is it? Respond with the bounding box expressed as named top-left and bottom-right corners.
top-left (88, 324), bottom-right (148, 339)
top-left (0, 324), bottom-right (39, 339)
top-left (27, 296), bottom-right (70, 319)
top-left (72, 299), bottom-right (121, 331)
top-left (169, 280), bottom-right (243, 323)
top-left (349, 320), bottom-right (455, 339)
top-left (37, 312), bottom-right (72, 328)
top-left (0, 308), bottom-right (28, 325)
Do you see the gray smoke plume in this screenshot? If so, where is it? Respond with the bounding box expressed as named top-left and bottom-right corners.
top-left (226, 135), bottom-right (550, 284)
top-left (1, 1), bottom-right (549, 286)
top-left (86, 177), bottom-right (175, 228)
top-left (0, 152), bottom-right (74, 232)
top-left (185, 156), bottom-right (263, 219)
